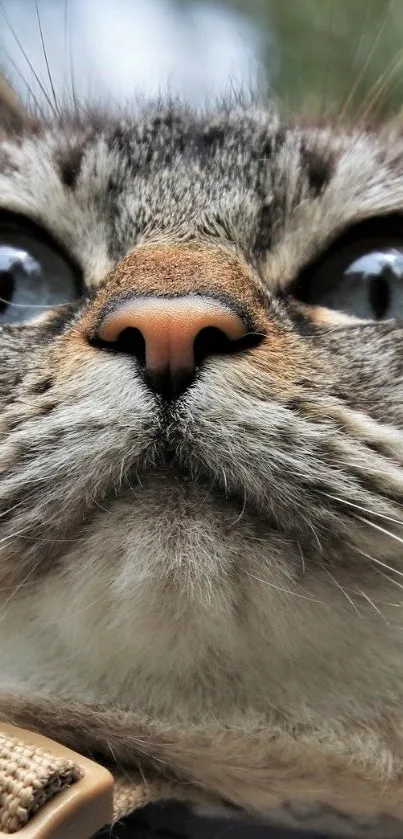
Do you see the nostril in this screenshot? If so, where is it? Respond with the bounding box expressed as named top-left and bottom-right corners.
top-left (89, 294), bottom-right (263, 400)
top-left (193, 326), bottom-right (263, 366)
top-left (90, 327), bottom-right (146, 365)
top-left (114, 327), bottom-right (146, 364)
top-left (194, 326), bottom-right (236, 365)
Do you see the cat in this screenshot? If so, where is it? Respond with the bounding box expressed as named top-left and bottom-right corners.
top-left (3, 75), bottom-right (403, 835)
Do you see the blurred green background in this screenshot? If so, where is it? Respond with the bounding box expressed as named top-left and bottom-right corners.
top-left (1, 0), bottom-right (402, 119)
top-left (238, 0), bottom-right (403, 118)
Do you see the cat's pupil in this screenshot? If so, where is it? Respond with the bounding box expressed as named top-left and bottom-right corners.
top-left (0, 271), bottom-right (14, 314)
top-left (345, 249), bottom-right (403, 320)
top-left (294, 240), bottom-right (403, 320)
top-left (369, 273), bottom-right (391, 319)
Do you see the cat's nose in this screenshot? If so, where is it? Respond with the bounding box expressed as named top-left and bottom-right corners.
top-left (96, 296), bottom-right (248, 398)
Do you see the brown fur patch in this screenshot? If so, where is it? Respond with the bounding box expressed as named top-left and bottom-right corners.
top-left (78, 243), bottom-right (269, 337)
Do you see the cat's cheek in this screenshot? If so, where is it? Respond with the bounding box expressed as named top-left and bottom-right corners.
top-left (51, 337), bottom-right (102, 380)
top-left (217, 334), bottom-right (321, 408)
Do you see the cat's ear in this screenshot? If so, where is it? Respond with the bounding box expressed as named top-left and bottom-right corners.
top-left (0, 73), bottom-right (32, 134)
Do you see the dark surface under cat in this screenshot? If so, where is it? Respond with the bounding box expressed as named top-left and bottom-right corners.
top-left (94, 803), bottom-right (330, 839)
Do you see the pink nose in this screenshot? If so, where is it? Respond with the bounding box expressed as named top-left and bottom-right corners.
top-left (96, 296), bottom-right (248, 397)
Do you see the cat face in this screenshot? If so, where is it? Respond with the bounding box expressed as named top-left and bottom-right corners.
top-left (2, 97), bottom-right (403, 720)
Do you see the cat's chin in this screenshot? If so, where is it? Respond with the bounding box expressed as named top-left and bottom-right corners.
top-left (123, 459), bottom-right (273, 530)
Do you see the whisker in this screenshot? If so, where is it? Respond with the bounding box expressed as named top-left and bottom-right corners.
top-left (0, 298), bottom-right (70, 310)
top-left (358, 48), bottom-right (403, 122)
top-left (373, 566), bottom-right (403, 597)
top-left (321, 492), bottom-right (403, 526)
top-left (229, 487), bottom-right (247, 528)
top-left (243, 569), bottom-right (324, 605)
top-left (331, 458), bottom-right (403, 481)
top-left (297, 541), bottom-right (306, 575)
top-left (353, 543), bottom-right (403, 580)
top-left (0, 516), bottom-right (88, 546)
top-left (0, 45), bottom-right (45, 116)
top-left (0, 500), bottom-right (26, 519)
top-left (301, 514), bottom-right (323, 553)
top-left (323, 568), bottom-right (362, 616)
top-left (317, 0), bottom-right (336, 119)
top-left (0, 0), bottom-right (56, 116)
top-left (354, 514), bottom-right (403, 547)
top-left (351, 0), bottom-right (372, 76)
top-left (35, 0), bottom-right (58, 113)
top-left (63, 0), bottom-right (76, 107)
top-left (355, 587), bottom-right (389, 623)
top-left (0, 527), bottom-right (30, 545)
top-left (338, 2), bottom-right (391, 122)
top-left (243, 332), bottom-right (266, 340)
top-left (0, 580), bottom-right (37, 593)
top-left (340, 571), bottom-right (403, 605)
top-left (126, 477), bottom-right (142, 503)
top-left (92, 498), bottom-right (110, 514)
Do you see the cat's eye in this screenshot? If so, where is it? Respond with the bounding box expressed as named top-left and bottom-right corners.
top-left (0, 218), bottom-right (80, 325)
top-left (293, 217), bottom-right (403, 321)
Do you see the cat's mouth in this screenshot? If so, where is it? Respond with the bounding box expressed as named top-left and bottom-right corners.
top-left (122, 439), bottom-right (274, 529)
